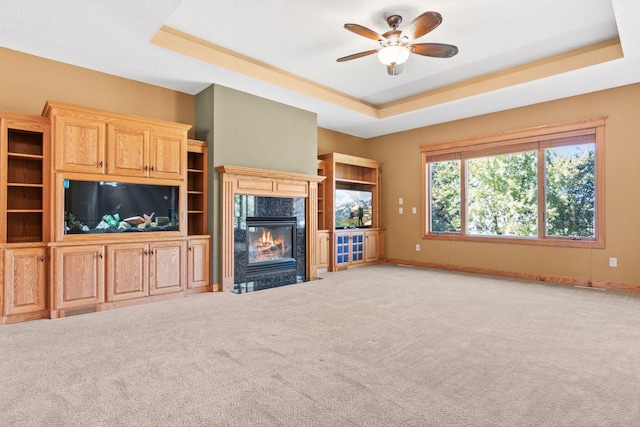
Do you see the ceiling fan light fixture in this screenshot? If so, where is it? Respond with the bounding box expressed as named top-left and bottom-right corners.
top-left (377, 45), bottom-right (410, 66)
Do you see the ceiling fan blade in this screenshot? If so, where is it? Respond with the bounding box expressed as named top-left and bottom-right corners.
top-left (344, 23), bottom-right (384, 41)
top-left (336, 49), bottom-right (378, 62)
top-left (400, 12), bottom-right (442, 40)
top-left (410, 43), bottom-right (458, 58)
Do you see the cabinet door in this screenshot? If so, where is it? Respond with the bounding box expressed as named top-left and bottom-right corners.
top-left (54, 115), bottom-right (105, 173)
top-left (3, 247), bottom-right (46, 316)
top-left (188, 238), bottom-right (210, 289)
top-left (106, 123), bottom-right (149, 177)
top-left (317, 231), bottom-right (330, 269)
top-left (53, 245), bottom-right (105, 310)
top-left (149, 240), bottom-right (186, 295)
top-left (350, 232), bottom-right (365, 265)
top-left (149, 129), bottom-right (184, 180)
top-left (334, 232), bottom-right (351, 268)
top-left (106, 243), bottom-right (148, 301)
top-left (365, 230), bottom-right (379, 263)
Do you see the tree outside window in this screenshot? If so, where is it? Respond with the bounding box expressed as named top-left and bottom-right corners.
top-left (422, 117), bottom-right (604, 247)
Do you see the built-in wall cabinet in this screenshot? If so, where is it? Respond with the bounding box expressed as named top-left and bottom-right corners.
top-left (186, 139), bottom-right (210, 293)
top-left (0, 113), bottom-right (50, 324)
top-left (105, 240), bottom-right (186, 303)
top-left (317, 152), bottom-right (385, 272)
top-left (187, 236), bottom-right (210, 290)
top-left (316, 230), bottom-right (330, 271)
top-left (0, 103), bottom-right (212, 325)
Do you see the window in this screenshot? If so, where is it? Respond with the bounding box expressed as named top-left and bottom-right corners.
top-left (421, 117), bottom-right (605, 247)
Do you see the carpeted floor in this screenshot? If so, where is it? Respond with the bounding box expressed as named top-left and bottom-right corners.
top-left (2, 264), bottom-right (640, 426)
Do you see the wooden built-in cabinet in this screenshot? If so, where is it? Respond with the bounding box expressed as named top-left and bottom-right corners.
top-left (44, 102), bottom-right (187, 180)
top-left (42, 103), bottom-right (209, 318)
top-left (187, 140), bottom-right (208, 236)
top-left (186, 140), bottom-right (211, 292)
top-left (51, 245), bottom-right (105, 314)
top-left (0, 113), bottom-right (50, 324)
top-left (2, 115), bottom-right (49, 244)
top-left (148, 240), bottom-right (186, 296)
top-left (187, 236), bottom-right (210, 291)
top-left (52, 114), bottom-right (106, 174)
top-left (334, 230), bottom-right (365, 269)
top-left (317, 160), bottom-right (327, 231)
top-left (316, 230), bottom-right (330, 270)
top-left (317, 153), bottom-right (385, 272)
top-left (0, 103), bottom-right (211, 324)
top-left (106, 240), bottom-right (187, 302)
top-left (2, 247), bottom-right (47, 320)
top-left (106, 242), bottom-right (149, 302)
top-left (365, 229), bottom-right (385, 263)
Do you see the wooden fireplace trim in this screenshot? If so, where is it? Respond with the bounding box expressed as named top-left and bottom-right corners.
top-left (216, 165), bottom-right (325, 291)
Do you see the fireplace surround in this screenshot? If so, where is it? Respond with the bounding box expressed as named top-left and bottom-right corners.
top-left (217, 165), bottom-right (324, 292)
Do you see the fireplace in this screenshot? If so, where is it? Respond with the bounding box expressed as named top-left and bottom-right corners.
top-left (245, 216), bottom-right (297, 276)
top-left (232, 195), bottom-right (306, 292)
top-left (217, 165), bottom-right (324, 292)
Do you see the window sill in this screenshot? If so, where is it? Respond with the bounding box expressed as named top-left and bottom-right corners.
top-left (423, 233), bottom-right (604, 249)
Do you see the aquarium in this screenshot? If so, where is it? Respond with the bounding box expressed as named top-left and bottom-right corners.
top-left (64, 180), bottom-right (179, 234)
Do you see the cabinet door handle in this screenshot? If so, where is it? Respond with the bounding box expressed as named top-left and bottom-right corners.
top-left (150, 166), bottom-right (155, 172)
top-left (40, 256), bottom-right (45, 262)
top-left (151, 249), bottom-right (155, 255)
top-left (99, 160), bottom-right (103, 167)
top-left (145, 165), bottom-right (149, 171)
top-left (99, 252), bottom-right (103, 259)
top-left (189, 246), bottom-right (192, 251)
top-left (144, 250), bottom-right (148, 255)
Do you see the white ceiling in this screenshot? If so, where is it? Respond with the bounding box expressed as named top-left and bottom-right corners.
top-left (1, 0), bottom-right (639, 138)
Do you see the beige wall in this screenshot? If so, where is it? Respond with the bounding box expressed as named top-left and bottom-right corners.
top-left (365, 83), bottom-right (640, 287)
top-left (0, 48), bottom-right (194, 135)
top-left (317, 128), bottom-right (369, 157)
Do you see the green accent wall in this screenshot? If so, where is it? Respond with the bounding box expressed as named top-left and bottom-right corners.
top-left (195, 84), bottom-right (318, 286)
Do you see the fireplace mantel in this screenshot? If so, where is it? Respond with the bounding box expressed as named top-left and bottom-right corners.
top-left (217, 165), bottom-right (325, 291)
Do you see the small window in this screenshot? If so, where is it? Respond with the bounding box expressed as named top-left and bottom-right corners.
top-left (429, 159), bottom-right (461, 233)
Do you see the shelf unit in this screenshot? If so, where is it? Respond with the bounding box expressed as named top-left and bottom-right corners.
top-left (317, 159), bottom-right (327, 231)
top-left (317, 152), bottom-right (384, 272)
top-left (5, 128), bottom-right (45, 243)
top-left (187, 139), bottom-right (208, 236)
top-left (1, 113), bottom-right (50, 325)
top-left (186, 139), bottom-right (211, 293)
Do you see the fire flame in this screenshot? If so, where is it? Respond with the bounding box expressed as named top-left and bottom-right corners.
top-left (256, 229), bottom-right (285, 257)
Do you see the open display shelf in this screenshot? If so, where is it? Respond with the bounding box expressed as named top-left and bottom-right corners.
top-left (5, 127), bottom-right (45, 243)
top-left (187, 140), bottom-right (208, 236)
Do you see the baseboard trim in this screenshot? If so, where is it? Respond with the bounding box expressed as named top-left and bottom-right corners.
top-left (384, 258), bottom-right (640, 293)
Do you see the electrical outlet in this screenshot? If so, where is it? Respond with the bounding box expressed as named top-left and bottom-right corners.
top-left (609, 257), bottom-right (617, 267)
top-left (399, 197), bottom-right (403, 205)
top-left (416, 244), bottom-right (421, 251)
top-left (412, 207), bottom-right (417, 214)
top-left (398, 207), bottom-right (403, 214)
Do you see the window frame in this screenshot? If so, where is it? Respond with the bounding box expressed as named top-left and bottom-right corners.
top-left (421, 117), bottom-right (606, 248)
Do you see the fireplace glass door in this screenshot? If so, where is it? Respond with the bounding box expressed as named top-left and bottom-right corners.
top-left (245, 217), bottom-right (296, 275)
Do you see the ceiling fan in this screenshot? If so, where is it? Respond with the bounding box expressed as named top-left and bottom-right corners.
top-left (337, 11), bottom-right (458, 76)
